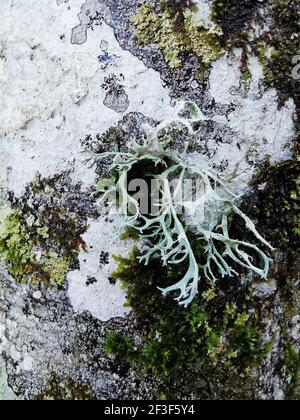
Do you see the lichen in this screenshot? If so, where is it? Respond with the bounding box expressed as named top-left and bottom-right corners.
top-left (0, 174), bottom-right (90, 286)
top-left (88, 102), bottom-right (273, 307)
top-left (132, 1), bottom-right (223, 70)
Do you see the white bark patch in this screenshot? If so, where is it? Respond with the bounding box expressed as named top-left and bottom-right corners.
top-left (207, 54), bottom-right (295, 194)
top-left (67, 216), bottom-right (133, 321)
top-left (0, 0), bottom-right (173, 196)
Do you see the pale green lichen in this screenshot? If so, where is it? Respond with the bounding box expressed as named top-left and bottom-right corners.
top-left (88, 101), bottom-right (273, 307)
top-left (132, 2), bottom-right (223, 69)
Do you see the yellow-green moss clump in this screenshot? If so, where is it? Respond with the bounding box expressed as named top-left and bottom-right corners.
top-left (0, 207), bottom-right (71, 286)
top-left (43, 252), bottom-right (71, 287)
top-left (0, 209), bottom-right (36, 280)
top-left (0, 174), bottom-right (90, 287)
top-left (132, 2), bottom-right (223, 69)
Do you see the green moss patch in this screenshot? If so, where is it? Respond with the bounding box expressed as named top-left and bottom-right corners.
top-left (259, 1), bottom-right (300, 106)
top-left (33, 375), bottom-right (96, 400)
top-left (212, 0), bottom-right (300, 111)
top-left (0, 174), bottom-right (90, 286)
top-left (105, 246), bottom-right (270, 399)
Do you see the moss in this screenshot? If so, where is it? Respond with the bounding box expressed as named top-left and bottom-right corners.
top-left (293, 213), bottom-right (300, 236)
top-left (27, 175), bottom-right (89, 261)
top-left (0, 209), bottom-right (37, 282)
top-left (119, 226), bottom-right (140, 241)
top-left (0, 208), bottom-right (71, 286)
top-left (241, 66), bottom-right (252, 81)
top-left (94, 123), bottom-right (292, 399)
top-left (104, 332), bottom-right (135, 362)
top-left (132, 1), bottom-right (223, 71)
top-left (284, 336), bottom-right (300, 400)
top-left (132, 0), bottom-right (300, 111)
top-left (235, 159), bottom-right (300, 398)
top-left (0, 174), bottom-right (89, 286)
top-left (260, 31), bottom-right (300, 105)
top-left (211, 0), bottom-right (260, 40)
top-left (43, 252), bottom-right (71, 287)
top-left (105, 245), bottom-right (270, 399)
top-left (242, 160), bottom-right (299, 264)
top-left (33, 375), bottom-right (96, 401)
top-left (237, 160), bottom-right (300, 311)
top-left (212, 0), bottom-right (300, 112)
